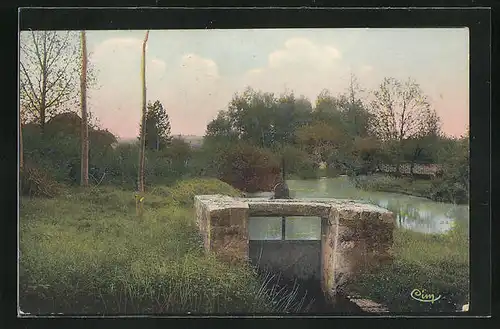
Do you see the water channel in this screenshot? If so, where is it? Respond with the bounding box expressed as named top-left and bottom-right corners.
top-left (248, 176), bottom-right (469, 240)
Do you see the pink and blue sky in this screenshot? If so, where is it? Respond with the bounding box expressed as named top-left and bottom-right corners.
top-left (82, 28), bottom-right (469, 139)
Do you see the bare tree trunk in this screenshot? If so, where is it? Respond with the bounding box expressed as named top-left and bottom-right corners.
top-left (19, 118), bottom-right (24, 172)
top-left (80, 31), bottom-right (89, 187)
top-left (138, 30), bottom-right (149, 193)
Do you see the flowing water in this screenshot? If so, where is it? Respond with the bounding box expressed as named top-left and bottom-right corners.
top-left (248, 176), bottom-right (469, 240)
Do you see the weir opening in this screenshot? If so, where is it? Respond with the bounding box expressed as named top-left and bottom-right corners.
top-left (194, 195), bottom-right (395, 313)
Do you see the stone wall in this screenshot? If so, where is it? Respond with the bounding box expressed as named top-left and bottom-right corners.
top-left (193, 195), bottom-right (395, 301)
top-left (194, 195), bottom-right (250, 263)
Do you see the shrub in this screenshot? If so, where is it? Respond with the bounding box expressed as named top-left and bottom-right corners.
top-left (281, 145), bottom-right (319, 179)
top-left (20, 161), bottom-right (63, 198)
top-left (167, 178), bottom-right (243, 207)
top-left (213, 142), bottom-right (281, 193)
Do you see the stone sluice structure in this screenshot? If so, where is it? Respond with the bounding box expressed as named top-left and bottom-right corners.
top-left (194, 195), bottom-right (395, 313)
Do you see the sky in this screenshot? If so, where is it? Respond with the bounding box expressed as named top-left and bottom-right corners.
top-left (82, 28), bottom-right (469, 139)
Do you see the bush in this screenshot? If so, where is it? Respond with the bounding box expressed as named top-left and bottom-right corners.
top-left (167, 177), bottom-right (243, 207)
top-left (20, 161), bottom-right (63, 198)
top-left (209, 142), bottom-right (280, 193)
top-left (429, 179), bottom-right (468, 205)
top-left (281, 145), bottom-right (319, 179)
top-left (433, 135), bottom-right (469, 204)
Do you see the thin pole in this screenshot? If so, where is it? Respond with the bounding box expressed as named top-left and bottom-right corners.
top-left (281, 216), bottom-right (286, 240)
top-left (281, 155), bottom-right (286, 240)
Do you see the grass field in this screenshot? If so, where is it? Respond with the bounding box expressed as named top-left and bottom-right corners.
top-left (19, 178), bottom-right (309, 314)
top-left (347, 220), bottom-right (469, 312)
top-left (19, 177), bottom-right (469, 314)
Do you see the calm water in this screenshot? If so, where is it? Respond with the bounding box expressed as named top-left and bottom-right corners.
top-left (248, 176), bottom-right (469, 240)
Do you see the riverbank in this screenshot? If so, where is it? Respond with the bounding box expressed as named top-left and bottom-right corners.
top-left (353, 174), bottom-right (468, 205)
top-left (19, 178), bottom-right (308, 314)
top-left (354, 174), bottom-right (432, 197)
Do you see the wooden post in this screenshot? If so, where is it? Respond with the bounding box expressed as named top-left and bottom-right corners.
top-left (137, 30), bottom-right (149, 193)
top-left (80, 31), bottom-right (89, 187)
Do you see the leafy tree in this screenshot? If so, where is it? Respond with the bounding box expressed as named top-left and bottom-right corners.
top-left (226, 87), bottom-right (277, 147)
top-left (207, 88), bottom-right (313, 151)
top-left (141, 100), bottom-right (172, 151)
top-left (280, 145), bottom-right (318, 179)
top-left (20, 31), bottom-right (97, 133)
top-left (164, 137), bottom-right (192, 175)
top-left (402, 115), bottom-right (441, 177)
top-left (295, 121), bottom-right (345, 163)
top-left (369, 77), bottom-right (439, 174)
top-left (273, 92), bottom-right (313, 147)
top-left (312, 89), bottom-right (344, 127)
top-left (431, 132), bottom-right (469, 204)
top-left (340, 74), bottom-right (372, 138)
top-left (217, 142), bottom-right (280, 193)
top-left (205, 110), bottom-right (238, 144)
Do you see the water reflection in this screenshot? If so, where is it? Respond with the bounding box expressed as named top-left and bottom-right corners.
top-left (248, 177), bottom-right (469, 240)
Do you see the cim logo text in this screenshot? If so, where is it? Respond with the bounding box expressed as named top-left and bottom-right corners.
top-left (410, 289), bottom-right (442, 304)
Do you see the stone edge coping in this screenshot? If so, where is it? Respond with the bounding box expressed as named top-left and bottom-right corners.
top-left (346, 293), bottom-right (390, 313)
top-left (194, 195), bottom-right (392, 214)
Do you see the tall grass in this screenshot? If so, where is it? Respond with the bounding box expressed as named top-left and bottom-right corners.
top-left (346, 221), bottom-right (469, 312)
top-left (19, 178), bottom-right (309, 314)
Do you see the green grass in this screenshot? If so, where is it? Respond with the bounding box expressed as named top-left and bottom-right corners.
top-left (20, 176), bottom-right (469, 314)
top-left (347, 221), bottom-right (469, 312)
top-left (19, 178), bottom-right (308, 314)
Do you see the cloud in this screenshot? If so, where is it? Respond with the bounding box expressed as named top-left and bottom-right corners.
top-left (239, 37), bottom-right (346, 100)
top-left (152, 53), bottom-right (229, 136)
top-left (150, 58), bottom-right (166, 74)
top-left (92, 37), bottom-right (142, 62)
top-left (268, 38), bottom-right (342, 70)
top-left (88, 37), bottom-right (167, 138)
top-left (92, 37), bottom-right (166, 80)
top-left (360, 65), bottom-right (373, 73)
top-left (179, 53), bottom-right (220, 80)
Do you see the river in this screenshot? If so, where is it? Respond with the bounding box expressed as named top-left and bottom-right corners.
top-left (248, 176), bottom-right (469, 240)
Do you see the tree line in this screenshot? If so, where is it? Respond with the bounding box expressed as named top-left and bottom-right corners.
top-left (19, 30), bottom-right (469, 204)
top-left (205, 75), bottom-right (443, 176)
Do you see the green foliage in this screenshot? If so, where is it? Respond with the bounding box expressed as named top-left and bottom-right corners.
top-left (167, 178), bottom-right (243, 207)
top-left (205, 110), bottom-right (239, 144)
top-left (430, 134), bottom-right (469, 204)
top-left (214, 141), bottom-right (281, 193)
top-left (280, 145), bottom-right (319, 179)
top-left (369, 77), bottom-right (441, 171)
top-left (20, 161), bottom-right (63, 198)
top-left (140, 100), bottom-right (172, 151)
top-left (202, 82), bottom-right (376, 187)
top-left (22, 112), bottom-right (196, 190)
top-left (206, 88), bottom-right (313, 149)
